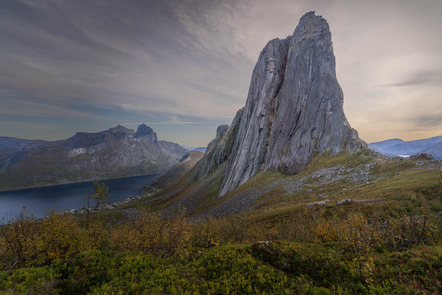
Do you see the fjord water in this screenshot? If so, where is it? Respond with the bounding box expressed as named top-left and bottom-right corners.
top-left (0, 173), bottom-right (160, 222)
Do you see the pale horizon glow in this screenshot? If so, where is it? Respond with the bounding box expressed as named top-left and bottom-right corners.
top-left (0, 0), bottom-right (441, 146)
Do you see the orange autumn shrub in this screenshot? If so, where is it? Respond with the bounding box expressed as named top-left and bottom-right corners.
top-left (0, 209), bottom-right (89, 269)
top-left (111, 210), bottom-right (189, 257)
top-left (36, 210), bottom-right (87, 264)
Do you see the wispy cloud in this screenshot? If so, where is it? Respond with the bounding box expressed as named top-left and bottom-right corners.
top-left (379, 71), bottom-right (442, 87)
top-left (0, 0), bottom-right (441, 145)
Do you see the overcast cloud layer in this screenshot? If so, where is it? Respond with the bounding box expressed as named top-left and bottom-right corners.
top-left (0, 0), bottom-right (441, 146)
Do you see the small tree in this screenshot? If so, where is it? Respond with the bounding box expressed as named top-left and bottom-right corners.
top-left (83, 191), bottom-right (92, 229)
top-left (93, 181), bottom-right (109, 209)
top-left (337, 214), bottom-right (381, 284)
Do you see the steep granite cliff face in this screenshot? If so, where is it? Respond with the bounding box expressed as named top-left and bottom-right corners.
top-left (194, 12), bottom-right (366, 197)
top-left (219, 12), bottom-right (366, 196)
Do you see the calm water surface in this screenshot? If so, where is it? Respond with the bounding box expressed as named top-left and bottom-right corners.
top-left (0, 173), bottom-right (160, 221)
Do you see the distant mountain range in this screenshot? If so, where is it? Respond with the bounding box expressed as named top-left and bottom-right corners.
top-left (181, 146), bottom-right (207, 153)
top-left (0, 124), bottom-right (188, 191)
top-left (369, 136), bottom-right (442, 159)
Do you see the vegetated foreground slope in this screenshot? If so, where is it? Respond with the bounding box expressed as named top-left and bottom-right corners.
top-left (0, 151), bottom-right (440, 294)
top-left (0, 124), bottom-right (187, 191)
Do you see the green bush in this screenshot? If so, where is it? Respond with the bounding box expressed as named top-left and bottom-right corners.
top-left (1, 242), bottom-right (439, 294)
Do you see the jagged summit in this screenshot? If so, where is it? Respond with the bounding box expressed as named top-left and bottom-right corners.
top-left (135, 124), bottom-right (154, 137)
top-left (293, 11), bottom-right (330, 40)
top-left (135, 124), bottom-right (158, 142)
top-left (193, 12), bottom-right (366, 197)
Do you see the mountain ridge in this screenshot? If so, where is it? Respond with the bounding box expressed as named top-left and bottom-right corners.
top-left (369, 136), bottom-right (442, 159)
top-left (0, 125), bottom-right (187, 191)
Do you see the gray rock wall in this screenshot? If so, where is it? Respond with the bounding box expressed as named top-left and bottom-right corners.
top-left (218, 12), bottom-right (366, 196)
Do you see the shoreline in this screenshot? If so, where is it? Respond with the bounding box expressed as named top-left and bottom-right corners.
top-left (66, 186), bottom-right (156, 215)
top-left (0, 172), bottom-right (164, 193)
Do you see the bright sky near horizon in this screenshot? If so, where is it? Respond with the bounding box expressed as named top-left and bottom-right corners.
top-left (0, 0), bottom-right (441, 147)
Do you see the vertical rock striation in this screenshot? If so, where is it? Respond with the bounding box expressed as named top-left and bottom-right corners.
top-left (214, 12), bottom-right (366, 196)
top-left (192, 12), bottom-right (366, 197)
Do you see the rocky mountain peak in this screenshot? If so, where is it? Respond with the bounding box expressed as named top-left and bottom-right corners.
top-left (293, 11), bottom-right (330, 40)
top-left (135, 124), bottom-right (158, 143)
top-left (193, 12), bottom-right (367, 197)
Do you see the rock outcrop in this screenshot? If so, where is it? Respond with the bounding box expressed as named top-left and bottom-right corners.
top-left (134, 124), bottom-right (158, 143)
top-left (194, 11), bottom-right (366, 197)
top-left (192, 108), bottom-right (243, 181)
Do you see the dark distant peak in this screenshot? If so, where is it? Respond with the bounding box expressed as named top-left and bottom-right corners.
top-left (135, 124), bottom-right (153, 137)
top-left (135, 124), bottom-right (158, 142)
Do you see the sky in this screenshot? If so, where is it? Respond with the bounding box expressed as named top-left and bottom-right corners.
top-left (0, 0), bottom-right (441, 147)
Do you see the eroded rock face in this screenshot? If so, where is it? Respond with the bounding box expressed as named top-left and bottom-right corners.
top-left (192, 109), bottom-right (243, 181)
top-left (215, 12), bottom-right (366, 196)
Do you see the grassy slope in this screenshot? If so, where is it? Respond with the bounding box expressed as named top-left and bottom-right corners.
top-left (150, 151), bottom-right (204, 190)
top-left (128, 151), bottom-right (440, 221)
top-left (141, 162), bottom-right (227, 215)
top-left (242, 153), bottom-right (440, 223)
top-left (104, 150), bottom-right (441, 239)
